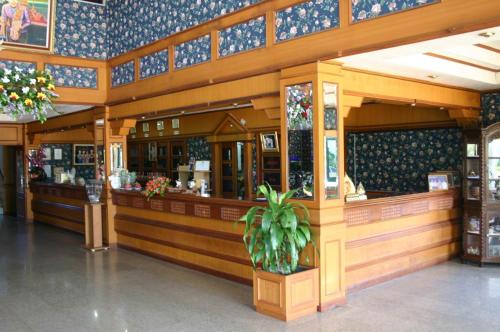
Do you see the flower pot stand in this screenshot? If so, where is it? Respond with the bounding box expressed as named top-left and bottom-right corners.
top-left (253, 267), bottom-right (319, 321)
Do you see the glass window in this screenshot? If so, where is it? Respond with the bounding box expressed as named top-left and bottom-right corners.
top-left (325, 137), bottom-right (338, 199)
top-left (286, 83), bottom-right (314, 199)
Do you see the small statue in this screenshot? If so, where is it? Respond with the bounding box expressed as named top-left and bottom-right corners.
top-left (175, 179), bottom-right (182, 189)
top-left (344, 173), bottom-right (356, 195)
top-left (356, 182), bottom-right (366, 195)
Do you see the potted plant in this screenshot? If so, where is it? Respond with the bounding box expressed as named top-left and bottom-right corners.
top-left (240, 184), bottom-right (318, 321)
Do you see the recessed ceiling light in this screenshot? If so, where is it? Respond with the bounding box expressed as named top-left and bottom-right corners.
top-left (141, 116), bottom-right (146, 119)
top-left (410, 100), bottom-right (417, 107)
top-left (427, 74), bottom-right (439, 79)
top-left (439, 107), bottom-right (445, 110)
top-left (478, 31), bottom-right (495, 38)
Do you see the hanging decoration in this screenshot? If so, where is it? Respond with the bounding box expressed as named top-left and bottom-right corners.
top-left (0, 66), bottom-right (58, 123)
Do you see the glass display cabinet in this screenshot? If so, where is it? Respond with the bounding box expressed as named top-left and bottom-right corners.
top-left (462, 123), bottom-right (500, 266)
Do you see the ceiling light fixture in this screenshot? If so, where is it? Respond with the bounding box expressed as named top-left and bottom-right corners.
top-left (411, 100), bottom-right (417, 107)
top-left (478, 31), bottom-right (495, 38)
top-left (427, 74), bottom-right (439, 79)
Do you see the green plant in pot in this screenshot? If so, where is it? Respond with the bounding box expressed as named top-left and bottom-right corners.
top-left (240, 184), bottom-right (319, 321)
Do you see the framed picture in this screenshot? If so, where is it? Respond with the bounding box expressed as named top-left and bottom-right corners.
top-left (325, 137), bottom-right (338, 185)
top-left (142, 122), bottom-right (150, 133)
top-left (156, 120), bottom-right (164, 131)
top-left (42, 147), bottom-right (51, 160)
top-left (434, 170), bottom-right (459, 188)
top-left (0, 0), bottom-right (55, 52)
top-left (172, 118), bottom-right (180, 129)
top-left (260, 132), bottom-right (279, 153)
top-left (148, 142), bottom-right (157, 162)
top-left (428, 173), bottom-right (449, 192)
top-left (73, 144), bottom-right (95, 165)
top-left (75, 0), bottom-right (106, 5)
top-left (53, 148), bottom-right (62, 160)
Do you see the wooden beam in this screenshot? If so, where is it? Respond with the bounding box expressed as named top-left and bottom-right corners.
top-left (109, 119), bottom-right (137, 136)
top-left (251, 96), bottom-right (280, 110)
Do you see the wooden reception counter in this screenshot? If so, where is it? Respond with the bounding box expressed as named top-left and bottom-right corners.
top-left (112, 190), bottom-right (264, 285)
top-left (344, 189), bottom-right (461, 292)
top-left (31, 182), bottom-right (88, 234)
top-left (112, 188), bottom-right (461, 292)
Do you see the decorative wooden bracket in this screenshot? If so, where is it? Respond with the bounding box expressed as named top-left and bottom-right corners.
top-left (448, 108), bottom-right (480, 128)
top-left (27, 133), bottom-right (40, 146)
top-left (207, 113), bottom-right (254, 142)
top-left (109, 119), bottom-right (137, 136)
top-left (251, 96), bottom-right (280, 120)
top-left (343, 95), bottom-right (364, 118)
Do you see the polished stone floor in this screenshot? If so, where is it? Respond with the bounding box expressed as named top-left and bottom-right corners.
top-left (1, 215), bottom-right (499, 332)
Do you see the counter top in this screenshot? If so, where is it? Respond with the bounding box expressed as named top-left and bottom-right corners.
top-left (112, 189), bottom-right (264, 222)
top-left (344, 189), bottom-right (460, 226)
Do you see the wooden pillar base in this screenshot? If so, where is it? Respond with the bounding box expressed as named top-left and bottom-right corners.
top-left (84, 203), bottom-right (108, 251)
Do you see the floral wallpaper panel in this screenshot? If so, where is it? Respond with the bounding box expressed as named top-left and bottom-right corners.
top-left (275, 0), bottom-right (339, 42)
top-left (139, 49), bottom-right (169, 80)
top-left (352, 0), bottom-right (439, 22)
top-left (187, 137), bottom-right (211, 161)
top-left (54, 0), bottom-right (107, 59)
top-left (219, 16), bottom-right (266, 57)
top-left (346, 128), bottom-right (463, 193)
top-left (45, 64), bottom-right (98, 89)
top-left (0, 60), bottom-right (36, 71)
top-left (106, 0), bottom-right (262, 58)
top-left (174, 34), bottom-right (211, 70)
top-left (481, 92), bottom-right (500, 128)
top-left (111, 60), bottom-right (135, 87)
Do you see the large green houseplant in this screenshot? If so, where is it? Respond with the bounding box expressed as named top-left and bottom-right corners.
top-left (241, 184), bottom-right (314, 274)
top-left (240, 184), bottom-right (319, 320)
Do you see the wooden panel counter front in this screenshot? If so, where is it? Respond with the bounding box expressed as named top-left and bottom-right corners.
top-left (112, 190), bottom-right (264, 285)
top-left (344, 189), bottom-right (462, 292)
top-left (31, 182), bottom-right (88, 234)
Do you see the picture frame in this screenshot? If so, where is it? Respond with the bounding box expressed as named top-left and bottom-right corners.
top-left (74, 0), bottom-right (106, 5)
top-left (156, 120), bottom-right (164, 131)
top-left (428, 173), bottom-right (449, 192)
top-left (0, 0), bottom-right (55, 53)
top-left (260, 132), bottom-right (279, 153)
top-left (434, 170), bottom-right (459, 188)
top-left (53, 148), bottom-right (62, 160)
top-left (324, 137), bottom-right (338, 185)
top-left (42, 147), bottom-right (51, 160)
top-left (172, 118), bottom-right (180, 129)
top-left (142, 122), bottom-right (150, 133)
top-left (73, 144), bottom-right (95, 165)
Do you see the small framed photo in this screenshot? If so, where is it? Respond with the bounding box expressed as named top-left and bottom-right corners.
top-left (172, 118), bottom-right (180, 129)
top-left (142, 122), bottom-right (150, 133)
top-left (75, 0), bottom-right (106, 5)
top-left (54, 148), bottom-right (62, 160)
top-left (434, 171), bottom-right (459, 188)
top-left (428, 173), bottom-right (449, 192)
top-left (73, 144), bottom-right (95, 165)
top-left (260, 132), bottom-right (279, 153)
top-left (43, 147), bottom-right (51, 160)
top-left (157, 120), bottom-right (164, 131)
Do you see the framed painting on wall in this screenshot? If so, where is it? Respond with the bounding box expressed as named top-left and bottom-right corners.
top-left (428, 173), bottom-right (449, 192)
top-left (73, 144), bottom-right (95, 166)
top-left (260, 132), bottom-right (279, 153)
top-left (0, 0), bottom-right (55, 52)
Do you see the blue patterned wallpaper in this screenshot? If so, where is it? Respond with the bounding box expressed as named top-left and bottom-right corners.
top-left (140, 49), bottom-right (169, 79)
top-left (0, 60), bottom-right (36, 71)
top-left (219, 16), bottom-right (266, 57)
top-left (175, 34), bottom-right (211, 69)
top-left (111, 60), bottom-right (135, 87)
top-left (54, 0), bottom-right (107, 59)
top-left (351, 0), bottom-right (439, 22)
top-left (481, 92), bottom-right (500, 128)
top-left (346, 128), bottom-right (463, 193)
top-left (187, 137), bottom-right (211, 160)
top-left (45, 64), bottom-right (98, 89)
top-left (41, 144), bottom-right (95, 180)
top-left (275, 0), bottom-right (339, 42)
top-left (106, 0), bottom-right (261, 58)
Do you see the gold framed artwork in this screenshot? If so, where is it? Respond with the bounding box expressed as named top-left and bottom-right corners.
top-left (0, 0), bottom-right (55, 53)
top-left (260, 132), bottom-right (279, 153)
top-left (73, 144), bottom-right (95, 166)
top-left (428, 173), bottom-right (449, 192)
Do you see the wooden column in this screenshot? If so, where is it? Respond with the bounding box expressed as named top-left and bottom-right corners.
top-left (84, 203), bottom-right (104, 250)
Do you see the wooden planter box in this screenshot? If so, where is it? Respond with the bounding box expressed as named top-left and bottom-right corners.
top-left (253, 267), bottom-right (319, 321)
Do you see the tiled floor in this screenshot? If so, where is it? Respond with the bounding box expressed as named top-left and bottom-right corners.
top-left (1, 215), bottom-right (499, 332)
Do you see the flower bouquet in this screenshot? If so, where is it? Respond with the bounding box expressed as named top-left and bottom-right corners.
top-left (143, 177), bottom-right (172, 200)
top-left (0, 67), bottom-right (58, 123)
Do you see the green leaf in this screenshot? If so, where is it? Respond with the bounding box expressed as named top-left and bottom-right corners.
top-left (261, 210), bottom-right (273, 232)
top-left (270, 223), bottom-right (284, 250)
top-left (298, 224), bottom-right (311, 242)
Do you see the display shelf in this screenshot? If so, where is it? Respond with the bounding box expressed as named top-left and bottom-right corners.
top-left (462, 123), bottom-right (500, 266)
